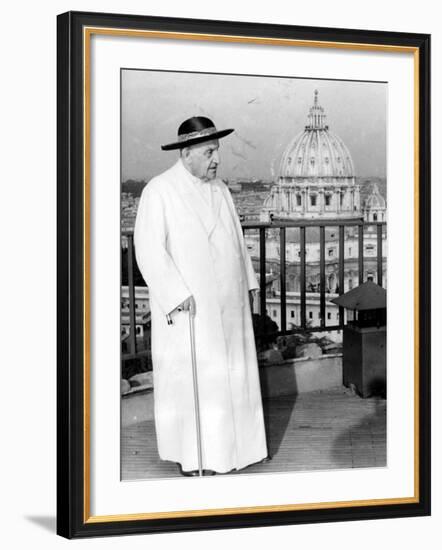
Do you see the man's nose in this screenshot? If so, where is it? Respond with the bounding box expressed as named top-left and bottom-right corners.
top-left (212, 150), bottom-right (220, 164)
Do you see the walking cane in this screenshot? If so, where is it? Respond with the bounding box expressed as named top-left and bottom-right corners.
top-left (167, 298), bottom-right (203, 477)
top-left (188, 298), bottom-right (204, 477)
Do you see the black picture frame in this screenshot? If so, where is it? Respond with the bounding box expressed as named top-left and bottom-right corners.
top-left (57, 10), bottom-right (431, 539)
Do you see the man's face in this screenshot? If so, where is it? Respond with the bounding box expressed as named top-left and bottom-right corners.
top-left (184, 139), bottom-right (220, 181)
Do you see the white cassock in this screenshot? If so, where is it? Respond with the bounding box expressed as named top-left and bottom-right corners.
top-left (134, 158), bottom-right (268, 473)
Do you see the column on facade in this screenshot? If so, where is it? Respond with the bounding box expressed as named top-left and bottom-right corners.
top-left (343, 188), bottom-right (348, 213)
top-left (319, 187), bottom-right (324, 214)
top-left (354, 185), bottom-right (360, 212)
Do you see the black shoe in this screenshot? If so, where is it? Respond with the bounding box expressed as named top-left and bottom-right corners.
top-left (178, 464), bottom-right (217, 477)
top-left (179, 468), bottom-right (199, 477)
top-left (261, 455), bottom-right (272, 464)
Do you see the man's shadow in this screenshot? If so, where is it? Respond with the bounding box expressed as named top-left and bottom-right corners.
top-left (259, 365), bottom-right (298, 458)
top-left (254, 315), bottom-right (298, 459)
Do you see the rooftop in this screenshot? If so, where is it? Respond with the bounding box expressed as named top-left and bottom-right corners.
top-left (121, 387), bottom-right (386, 480)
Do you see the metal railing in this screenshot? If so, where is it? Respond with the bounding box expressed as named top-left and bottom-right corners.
top-left (121, 219), bottom-right (386, 361)
top-left (243, 219), bottom-right (386, 335)
top-left (121, 232), bottom-right (151, 363)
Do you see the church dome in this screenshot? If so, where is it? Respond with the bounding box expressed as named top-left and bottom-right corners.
top-left (279, 90), bottom-right (354, 179)
top-left (261, 89), bottom-right (361, 222)
top-left (364, 182), bottom-right (386, 209)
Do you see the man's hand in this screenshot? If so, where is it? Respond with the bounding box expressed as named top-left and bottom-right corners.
top-left (177, 295), bottom-right (196, 313)
top-left (166, 296), bottom-right (196, 325)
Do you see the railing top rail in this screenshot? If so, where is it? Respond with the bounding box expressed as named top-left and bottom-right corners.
top-left (241, 219), bottom-right (387, 229)
top-left (122, 220), bottom-right (387, 236)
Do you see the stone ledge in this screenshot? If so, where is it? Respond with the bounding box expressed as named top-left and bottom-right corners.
top-left (259, 353), bottom-right (343, 397)
top-left (121, 354), bottom-right (344, 426)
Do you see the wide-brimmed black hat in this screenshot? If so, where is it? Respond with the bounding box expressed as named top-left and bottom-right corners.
top-left (161, 116), bottom-right (234, 151)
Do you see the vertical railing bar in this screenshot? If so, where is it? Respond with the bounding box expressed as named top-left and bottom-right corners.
top-left (338, 225), bottom-right (345, 328)
top-left (259, 227), bottom-right (266, 319)
top-left (300, 226), bottom-right (306, 329)
top-left (358, 222), bottom-right (364, 285)
top-left (280, 227), bottom-right (287, 332)
top-left (127, 234), bottom-right (137, 355)
top-left (377, 223), bottom-right (383, 286)
top-left (320, 225), bottom-right (326, 329)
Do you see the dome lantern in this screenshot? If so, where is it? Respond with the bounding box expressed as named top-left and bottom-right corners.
top-left (305, 90), bottom-right (329, 130)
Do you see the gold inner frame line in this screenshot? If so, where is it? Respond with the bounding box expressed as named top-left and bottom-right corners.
top-left (86, 26), bottom-right (418, 53)
top-left (82, 26), bottom-right (420, 524)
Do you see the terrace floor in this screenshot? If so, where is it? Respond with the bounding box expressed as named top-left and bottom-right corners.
top-left (121, 387), bottom-right (386, 480)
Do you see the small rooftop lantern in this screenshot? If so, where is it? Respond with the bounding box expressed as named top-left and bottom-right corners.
top-left (331, 281), bottom-right (386, 398)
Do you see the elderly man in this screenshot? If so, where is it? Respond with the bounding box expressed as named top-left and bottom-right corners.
top-left (134, 116), bottom-right (268, 476)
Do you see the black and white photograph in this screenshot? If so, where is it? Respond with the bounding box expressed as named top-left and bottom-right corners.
top-left (120, 69), bottom-right (388, 480)
top-left (1, 0), bottom-right (437, 545)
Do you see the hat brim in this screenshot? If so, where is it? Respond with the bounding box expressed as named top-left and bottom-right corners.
top-left (161, 128), bottom-right (234, 151)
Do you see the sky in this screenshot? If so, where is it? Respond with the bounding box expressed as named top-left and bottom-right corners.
top-left (121, 69), bottom-right (387, 182)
